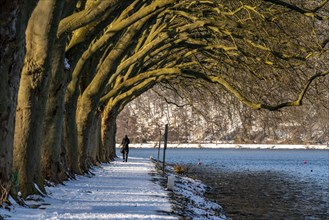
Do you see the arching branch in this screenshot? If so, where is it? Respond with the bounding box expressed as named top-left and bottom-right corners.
top-left (58, 0), bottom-right (121, 37)
top-left (100, 68), bottom-right (183, 103)
top-left (205, 70), bottom-right (329, 111)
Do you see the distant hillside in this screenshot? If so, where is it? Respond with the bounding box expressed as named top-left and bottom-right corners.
top-left (116, 86), bottom-right (328, 145)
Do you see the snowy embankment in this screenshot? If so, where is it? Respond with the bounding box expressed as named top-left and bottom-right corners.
top-left (125, 143), bottom-right (328, 150)
top-left (1, 158), bottom-right (176, 220)
top-left (163, 166), bottom-right (230, 220)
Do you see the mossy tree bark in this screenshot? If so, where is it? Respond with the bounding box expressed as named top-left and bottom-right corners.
top-left (75, 14), bottom-right (153, 172)
top-left (100, 74), bottom-right (163, 160)
top-left (60, 0), bottom-right (121, 176)
top-left (64, 94), bottom-right (80, 174)
top-left (40, 37), bottom-right (68, 184)
top-left (88, 112), bottom-right (102, 164)
top-left (101, 106), bottom-right (119, 161)
top-left (39, 0), bottom-right (80, 184)
top-left (0, 0), bottom-right (37, 203)
top-left (65, 1), bottom-right (176, 168)
top-left (13, 0), bottom-right (65, 198)
top-left (63, 0), bottom-right (147, 173)
top-left (107, 120), bottom-right (117, 161)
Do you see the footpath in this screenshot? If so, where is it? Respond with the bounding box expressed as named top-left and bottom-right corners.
top-left (0, 157), bottom-right (177, 220)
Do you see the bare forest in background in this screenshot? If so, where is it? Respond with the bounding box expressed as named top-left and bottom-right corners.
top-left (117, 84), bottom-right (328, 145)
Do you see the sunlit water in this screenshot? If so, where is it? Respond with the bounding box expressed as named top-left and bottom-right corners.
top-left (130, 148), bottom-right (329, 183)
top-left (126, 148), bottom-right (329, 219)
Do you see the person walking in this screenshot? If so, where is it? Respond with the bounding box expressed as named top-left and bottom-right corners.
top-left (121, 135), bottom-right (130, 162)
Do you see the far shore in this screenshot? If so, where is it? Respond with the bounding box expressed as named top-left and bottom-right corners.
top-left (116, 143), bottom-right (329, 150)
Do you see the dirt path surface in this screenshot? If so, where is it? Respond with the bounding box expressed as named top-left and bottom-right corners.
top-left (187, 166), bottom-right (328, 220)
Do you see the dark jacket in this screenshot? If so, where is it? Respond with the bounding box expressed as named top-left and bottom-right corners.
top-left (121, 135), bottom-right (130, 150)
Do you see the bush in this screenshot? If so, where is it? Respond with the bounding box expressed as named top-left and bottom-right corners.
top-left (173, 164), bottom-right (190, 175)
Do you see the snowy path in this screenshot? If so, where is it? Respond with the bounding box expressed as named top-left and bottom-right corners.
top-left (2, 157), bottom-right (177, 220)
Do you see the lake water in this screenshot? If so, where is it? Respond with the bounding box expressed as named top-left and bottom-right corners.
top-left (126, 148), bottom-right (329, 219)
top-left (129, 148), bottom-right (329, 183)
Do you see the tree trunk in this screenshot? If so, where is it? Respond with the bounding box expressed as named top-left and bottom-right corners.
top-left (100, 114), bottom-right (109, 163)
top-left (0, 0), bottom-right (37, 203)
top-left (108, 119), bottom-right (117, 160)
top-left (76, 97), bottom-right (98, 173)
top-left (40, 37), bottom-right (68, 184)
top-left (89, 112), bottom-right (101, 165)
top-left (64, 89), bottom-right (81, 174)
top-left (64, 51), bottom-right (98, 175)
top-left (96, 113), bottom-right (102, 162)
top-left (13, 0), bottom-right (64, 197)
top-left (76, 20), bottom-right (145, 171)
top-left (101, 105), bottom-right (119, 161)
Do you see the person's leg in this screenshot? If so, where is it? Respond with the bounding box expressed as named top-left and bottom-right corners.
top-left (123, 151), bottom-right (125, 162)
top-left (125, 151), bottom-right (128, 162)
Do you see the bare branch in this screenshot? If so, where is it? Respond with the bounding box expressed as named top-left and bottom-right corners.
top-left (264, 0), bottom-right (327, 20)
top-left (206, 70), bottom-right (329, 111)
top-left (152, 88), bottom-right (189, 108)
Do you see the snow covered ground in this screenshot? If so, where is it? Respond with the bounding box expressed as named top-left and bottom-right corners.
top-left (1, 157), bottom-right (177, 220)
top-left (166, 172), bottom-right (230, 220)
top-left (1, 157), bottom-right (230, 220)
top-left (125, 143), bottom-right (329, 149)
